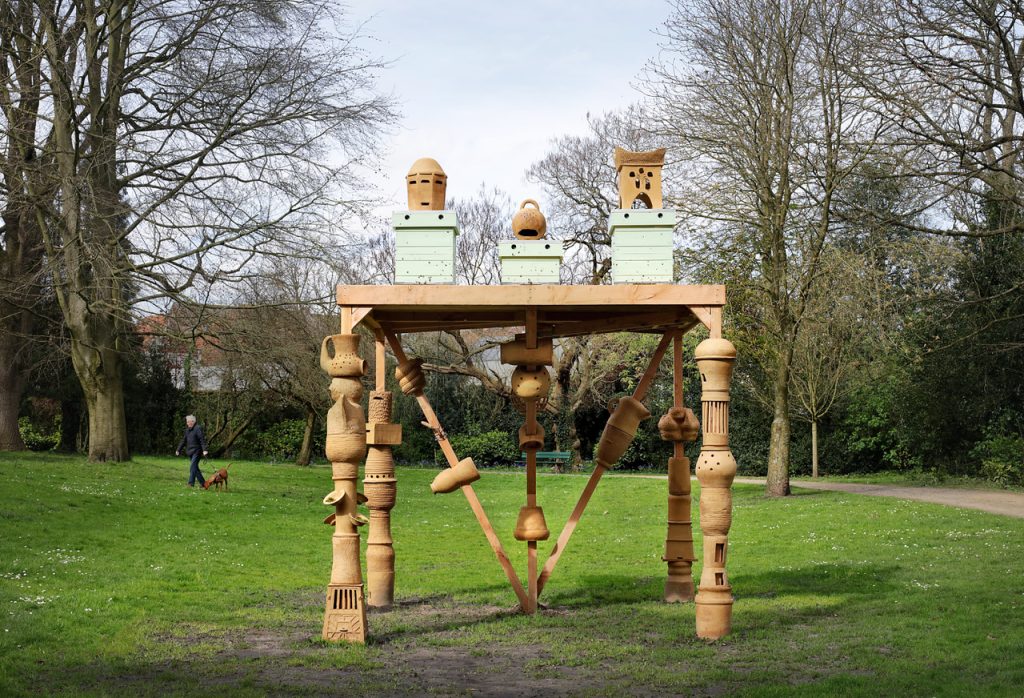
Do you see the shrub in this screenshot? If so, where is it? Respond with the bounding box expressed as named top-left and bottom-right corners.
top-left (971, 417), bottom-right (1024, 487)
top-left (18, 417), bottom-right (60, 452)
top-left (439, 430), bottom-right (519, 468)
top-left (251, 419), bottom-right (308, 462)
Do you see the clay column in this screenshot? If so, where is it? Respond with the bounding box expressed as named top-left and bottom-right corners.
top-left (364, 332), bottom-right (401, 608)
top-left (693, 337), bottom-right (738, 640)
top-left (658, 331), bottom-right (699, 602)
top-left (507, 308), bottom-right (551, 614)
top-left (319, 330), bottom-right (369, 643)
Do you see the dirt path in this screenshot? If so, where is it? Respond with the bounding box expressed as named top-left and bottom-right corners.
top-left (734, 478), bottom-right (1024, 518)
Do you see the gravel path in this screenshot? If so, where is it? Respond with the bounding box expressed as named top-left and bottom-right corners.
top-left (735, 478), bottom-right (1024, 518)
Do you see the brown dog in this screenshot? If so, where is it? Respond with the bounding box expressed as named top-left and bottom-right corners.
top-left (204, 463), bottom-right (231, 491)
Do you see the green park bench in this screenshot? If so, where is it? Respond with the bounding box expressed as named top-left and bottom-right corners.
top-left (517, 451), bottom-right (572, 472)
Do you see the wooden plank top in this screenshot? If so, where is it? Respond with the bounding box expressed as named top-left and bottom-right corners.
top-left (337, 284), bottom-right (725, 310)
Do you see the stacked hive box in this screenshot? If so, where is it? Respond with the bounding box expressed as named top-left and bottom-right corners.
top-left (394, 211), bottom-right (459, 284)
top-left (609, 209), bottom-right (676, 283)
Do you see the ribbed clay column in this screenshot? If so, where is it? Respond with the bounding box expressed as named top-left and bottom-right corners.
top-left (364, 388), bottom-right (398, 608)
top-left (320, 334), bottom-right (369, 642)
top-left (693, 337), bottom-right (738, 640)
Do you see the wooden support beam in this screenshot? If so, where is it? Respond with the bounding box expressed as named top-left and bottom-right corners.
top-left (691, 306), bottom-right (722, 337)
top-left (338, 284), bottom-right (726, 309)
top-left (352, 307), bottom-right (373, 329)
top-left (375, 332), bottom-right (387, 390)
top-left (537, 309), bottom-right (700, 339)
top-left (382, 329), bottom-right (530, 610)
top-left (340, 306), bottom-right (353, 334)
top-left (537, 331), bottom-right (674, 596)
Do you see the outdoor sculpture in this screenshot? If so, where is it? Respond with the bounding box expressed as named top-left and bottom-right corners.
top-left (504, 315), bottom-right (553, 612)
top-left (406, 157), bottom-right (447, 210)
top-left (317, 146), bottom-right (739, 643)
top-left (614, 147), bottom-right (666, 209)
top-left (319, 334), bottom-right (369, 642)
top-left (693, 337), bottom-right (738, 639)
top-left (659, 335), bottom-right (701, 603)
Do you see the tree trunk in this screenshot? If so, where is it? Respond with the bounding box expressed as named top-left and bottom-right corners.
top-left (296, 406), bottom-right (316, 466)
top-left (209, 412), bottom-right (256, 458)
top-left (72, 337), bottom-right (130, 462)
top-left (765, 361), bottom-right (792, 497)
top-left (58, 399), bottom-right (83, 453)
top-left (0, 346), bottom-right (26, 450)
top-left (811, 420), bottom-right (819, 478)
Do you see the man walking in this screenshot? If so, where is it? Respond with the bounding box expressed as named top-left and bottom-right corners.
top-left (176, 415), bottom-right (209, 488)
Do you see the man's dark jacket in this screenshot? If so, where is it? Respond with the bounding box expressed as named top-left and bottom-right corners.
top-left (178, 424), bottom-right (209, 456)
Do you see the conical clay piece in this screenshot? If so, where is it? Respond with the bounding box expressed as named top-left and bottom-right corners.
top-left (430, 457), bottom-right (480, 494)
top-left (513, 505), bottom-right (550, 541)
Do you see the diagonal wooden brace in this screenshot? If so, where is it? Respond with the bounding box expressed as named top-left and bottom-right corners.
top-left (383, 330), bottom-right (530, 609)
top-left (537, 330), bottom-right (674, 596)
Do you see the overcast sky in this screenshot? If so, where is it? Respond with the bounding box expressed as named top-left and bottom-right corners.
top-left (344, 1), bottom-right (670, 213)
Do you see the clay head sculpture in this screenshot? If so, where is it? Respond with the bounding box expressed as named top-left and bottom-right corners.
top-left (407, 158), bottom-right (447, 210)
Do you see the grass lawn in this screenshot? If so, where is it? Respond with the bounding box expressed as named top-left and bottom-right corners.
top-left (1, 451), bottom-right (1022, 696)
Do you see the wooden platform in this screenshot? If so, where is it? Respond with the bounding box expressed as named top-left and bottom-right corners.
top-left (337, 284), bottom-right (725, 337)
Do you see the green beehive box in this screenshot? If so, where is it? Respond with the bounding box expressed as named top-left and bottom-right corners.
top-left (609, 209), bottom-right (676, 283)
top-left (393, 211), bottom-right (459, 284)
top-left (499, 240), bottom-right (563, 284)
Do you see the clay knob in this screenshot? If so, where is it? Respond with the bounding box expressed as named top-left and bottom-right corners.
top-left (511, 199), bottom-right (547, 240)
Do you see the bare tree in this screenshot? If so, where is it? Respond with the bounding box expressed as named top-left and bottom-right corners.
top-left (858, 0), bottom-right (1024, 238)
top-left (4, 0), bottom-right (395, 460)
top-left (527, 107), bottom-right (661, 284)
top-left (453, 186), bottom-right (509, 286)
top-left (790, 249), bottom-right (882, 476)
top-left (647, 0), bottom-right (876, 495)
top-left (0, 0), bottom-right (49, 449)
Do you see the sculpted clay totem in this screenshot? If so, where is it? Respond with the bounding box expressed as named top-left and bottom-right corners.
top-left (364, 363), bottom-right (402, 607)
top-left (693, 337), bottom-right (738, 639)
top-left (658, 335), bottom-right (701, 603)
top-left (320, 333), bottom-right (369, 642)
top-left (504, 321), bottom-right (552, 614)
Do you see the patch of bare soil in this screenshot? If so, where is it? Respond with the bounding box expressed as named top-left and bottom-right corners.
top-left (82, 598), bottom-right (629, 697)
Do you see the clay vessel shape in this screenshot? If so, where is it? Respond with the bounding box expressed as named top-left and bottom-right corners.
top-left (321, 334), bottom-right (368, 378)
top-left (407, 157), bottom-right (447, 210)
top-left (594, 424), bottom-right (631, 470)
top-left (430, 457), bottom-right (480, 494)
top-left (518, 423), bottom-right (545, 450)
top-left (513, 505), bottom-right (550, 541)
top-left (511, 366), bottom-right (551, 399)
top-left (325, 397), bottom-right (367, 463)
top-left (607, 396), bottom-right (651, 435)
top-left (695, 449), bottom-right (737, 488)
top-left (512, 199), bottom-right (547, 240)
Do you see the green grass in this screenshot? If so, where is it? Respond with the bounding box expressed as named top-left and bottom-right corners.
top-left (800, 470), bottom-right (1024, 491)
top-left (1, 451), bottom-right (1023, 696)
